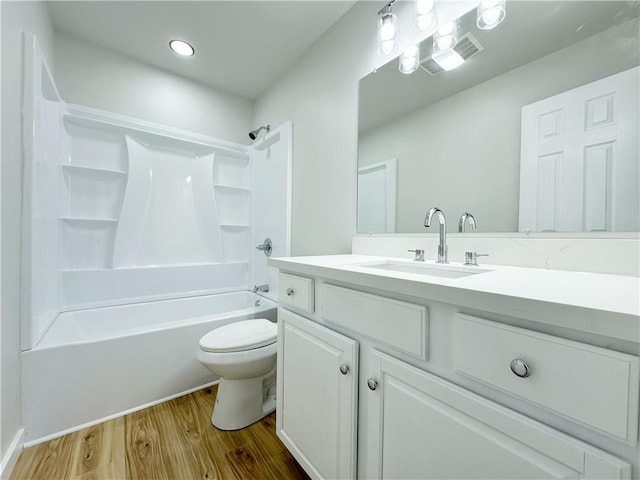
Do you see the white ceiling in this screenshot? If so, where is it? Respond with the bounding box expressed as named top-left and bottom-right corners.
top-left (48, 1), bottom-right (356, 100)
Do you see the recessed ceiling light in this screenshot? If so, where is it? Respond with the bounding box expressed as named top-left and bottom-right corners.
top-left (169, 39), bottom-right (194, 57)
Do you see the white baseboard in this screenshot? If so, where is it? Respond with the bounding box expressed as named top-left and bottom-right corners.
top-left (23, 380), bottom-right (218, 448)
top-left (0, 428), bottom-right (25, 480)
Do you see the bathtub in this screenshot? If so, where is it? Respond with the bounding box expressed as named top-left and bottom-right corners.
top-left (21, 291), bottom-right (277, 444)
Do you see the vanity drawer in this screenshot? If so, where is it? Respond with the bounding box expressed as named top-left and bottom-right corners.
top-left (278, 273), bottom-right (314, 314)
top-left (453, 313), bottom-right (640, 445)
top-left (318, 283), bottom-right (428, 360)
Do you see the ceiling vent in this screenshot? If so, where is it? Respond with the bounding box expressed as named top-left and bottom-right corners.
top-left (419, 33), bottom-right (484, 76)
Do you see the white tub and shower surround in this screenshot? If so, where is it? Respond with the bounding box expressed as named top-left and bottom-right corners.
top-left (22, 34), bottom-right (292, 350)
top-left (21, 33), bottom-right (63, 352)
top-left (22, 292), bottom-right (277, 443)
top-left (250, 128), bottom-right (293, 303)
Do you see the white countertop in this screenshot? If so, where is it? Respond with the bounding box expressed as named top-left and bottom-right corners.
top-left (269, 254), bottom-right (640, 343)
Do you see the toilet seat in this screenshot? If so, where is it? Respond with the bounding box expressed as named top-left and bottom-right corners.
top-left (199, 319), bottom-right (276, 353)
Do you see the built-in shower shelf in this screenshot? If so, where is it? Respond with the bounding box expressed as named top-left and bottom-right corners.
top-left (213, 184), bottom-right (250, 192)
top-left (219, 224), bottom-right (250, 228)
top-left (62, 165), bottom-right (127, 175)
top-left (60, 217), bottom-right (119, 224)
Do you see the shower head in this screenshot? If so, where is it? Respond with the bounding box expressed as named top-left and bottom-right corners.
top-left (249, 125), bottom-right (271, 140)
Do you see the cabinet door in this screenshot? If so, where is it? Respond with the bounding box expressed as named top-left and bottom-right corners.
top-left (365, 350), bottom-right (630, 480)
top-left (277, 308), bottom-right (358, 479)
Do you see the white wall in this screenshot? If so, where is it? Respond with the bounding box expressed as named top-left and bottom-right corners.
top-left (253, 1), bottom-right (472, 256)
top-left (359, 19), bottom-right (640, 233)
top-left (54, 31), bottom-right (254, 144)
top-left (1, 1), bottom-right (55, 473)
top-left (253, 3), bottom-right (372, 256)
top-left (0, 0), bottom-right (3, 472)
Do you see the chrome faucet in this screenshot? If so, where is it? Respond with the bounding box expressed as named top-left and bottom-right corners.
top-left (253, 284), bottom-right (269, 293)
top-left (424, 207), bottom-right (448, 263)
top-left (458, 212), bottom-right (476, 232)
top-left (408, 249), bottom-right (425, 262)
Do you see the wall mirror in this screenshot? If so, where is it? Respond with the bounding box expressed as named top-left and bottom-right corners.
top-left (357, 1), bottom-right (639, 234)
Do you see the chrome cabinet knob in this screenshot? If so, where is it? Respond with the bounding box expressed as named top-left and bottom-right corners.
top-left (339, 364), bottom-right (349, 375)
top-left (510, 358), bottom-right (531, 378)
top-left (367, 378), bottom-right (378, 391)
top-left (285, 288), bottom-right (294, 296)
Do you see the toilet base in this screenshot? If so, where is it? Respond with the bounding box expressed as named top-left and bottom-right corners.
top-left (212, 367), bottom-right (276, 430)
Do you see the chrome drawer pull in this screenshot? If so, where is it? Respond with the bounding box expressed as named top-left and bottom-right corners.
top-left (510, 358), bottom-right (531, 378)
top-left (367, 378), bottom-right (378, 391)
top-left (339, 364), bottom-right (349, 375)
top-left (286, 288), bottom-right (294, 296)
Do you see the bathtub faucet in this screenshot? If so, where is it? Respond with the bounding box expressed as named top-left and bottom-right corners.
top-left (253, 284), bottom-right (269, 293)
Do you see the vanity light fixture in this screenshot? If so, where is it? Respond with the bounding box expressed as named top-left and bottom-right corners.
top-left (432, 48), bottom-right (465, 71)
top-left (415, 0), bottom-right (438, 34)
top-left (377, 1), bottom-right (398, 57)
top-left (399, 44), bottom-right (420, 74)
top-left (169, 39), bottom-right (195, 57)
top-left (433, 20), bottom-right (458, 53)
top-left (477, 0), bottom-right (506, 30)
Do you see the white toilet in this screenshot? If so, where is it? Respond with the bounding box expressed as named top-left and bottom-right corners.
top-left (196, 318), bottom-right (277, 430)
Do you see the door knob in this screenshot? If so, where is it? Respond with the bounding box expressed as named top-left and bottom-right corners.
top-left (339, 364), bottom-right (349, 375)
top-left (367, 378), bottom-right (378, 391)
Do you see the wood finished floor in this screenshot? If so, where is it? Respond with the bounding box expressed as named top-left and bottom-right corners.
top-left (11, 385), bottom-right (310, 480)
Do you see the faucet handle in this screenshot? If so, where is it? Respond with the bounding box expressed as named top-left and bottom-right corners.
top-left (464, 251), bottom-right (489, 266)
top-left (408, 249), bottom-right (425, 262)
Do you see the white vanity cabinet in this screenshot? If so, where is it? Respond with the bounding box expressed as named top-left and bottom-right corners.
top-left (273, 265), bottom-right (637, 480)
top-left (365, 349), bottom-right (631, 479)
top-left (276, 307), bottom-right (358, 479)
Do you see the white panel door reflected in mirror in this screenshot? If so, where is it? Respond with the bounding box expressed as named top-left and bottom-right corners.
top-left (357, 159), bottom-right (397, 234)
top-left (519, 67), bottom-right (639, 233)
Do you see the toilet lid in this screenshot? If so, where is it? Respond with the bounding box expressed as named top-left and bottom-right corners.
top-left (199, 319), bottom-right (277, 353)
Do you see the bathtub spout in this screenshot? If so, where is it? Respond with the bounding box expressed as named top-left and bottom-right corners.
top-left (253, 284), bottom-right (269, 293)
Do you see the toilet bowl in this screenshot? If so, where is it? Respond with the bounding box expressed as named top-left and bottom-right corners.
top-left (196, 318), bottom-right (277, 430)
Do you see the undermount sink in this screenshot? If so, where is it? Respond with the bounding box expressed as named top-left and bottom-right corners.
top-left (361, 261), bottom-right (492, 279)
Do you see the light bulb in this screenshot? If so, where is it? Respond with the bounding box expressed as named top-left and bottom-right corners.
top-left (481, 0), bottom-right (501, 8)
top-left (381, 39), bottom-right (395, 55)
top-left (433, 20), bottom-right (458, 53)
top-left (399, 44), bottom-right (420, 74)
top-left (400, 59), bottom-right (418, 74)
top-left (416, 12), bottom-right (437, 33)
top-left (477, 0), bottom-right (506, 29)
top-left (415, 0), bottom-right (434, 15)
top-left (415, 0), bottom-right (437, 33)
top-left (483, 8), bottom-right (501, 25)
top-left (436, 36), bottom-right (454, 51)
top-left (404, 44), bottom-right (419, 57)
top-left (438, 21), bottom-right (455, 36)
top-left (380, 18), bottom-right (396, 41)
top-left (377, 7), bottom-right (398, 57)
